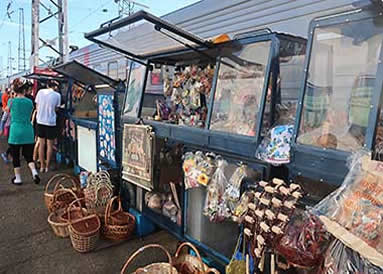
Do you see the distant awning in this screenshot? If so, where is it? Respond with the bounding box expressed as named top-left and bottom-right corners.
top-left (53, 60), bottom-right (119, 88)
top-left (84, 10), bottom-right (213, 62)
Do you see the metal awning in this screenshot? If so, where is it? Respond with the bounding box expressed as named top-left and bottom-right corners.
top-left (24, 73), bottom-right (66, 82)
top-left (53, 60), bottom-right (119, 88)
top-left (84, 10), bottom-right (213, 62)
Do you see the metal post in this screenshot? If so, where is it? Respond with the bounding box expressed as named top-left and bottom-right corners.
top-left (31, 0), bottom-right (40, 72)
top-left (58, 0), bottom-right (69, 63)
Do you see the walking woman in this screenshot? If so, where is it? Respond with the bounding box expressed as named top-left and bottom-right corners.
top-left (7, 79), bottom-right (40, 185)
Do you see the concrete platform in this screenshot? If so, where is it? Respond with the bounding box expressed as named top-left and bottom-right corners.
top-left (0, 136), bottom-right (179, 274)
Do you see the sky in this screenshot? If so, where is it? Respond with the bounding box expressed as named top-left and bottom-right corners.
top-left (0, 0), bottom-right (200, 77)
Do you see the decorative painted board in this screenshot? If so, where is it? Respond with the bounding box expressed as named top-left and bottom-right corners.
top-left (77, 125), bottom-right (97, 173)
top-left (98, 94), bottom-right (116, 166)
top-left (122, 124), bottom-right (155, 190)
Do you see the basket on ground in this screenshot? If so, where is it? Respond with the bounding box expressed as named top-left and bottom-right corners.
top-left (84, 171), bottom-right (113, 215)
top-left (121, 244), bottom-right (178, 274)
top-left (102, 196), bottom-right (135, 241)
top-left (48, 187), bottom-right (78, 214)
top-left (173, 242), bottom-right (220, 274)
top-left (44, 174), bottom-right (82, 211)
top-left (68, 198), bottom-right (101, 253)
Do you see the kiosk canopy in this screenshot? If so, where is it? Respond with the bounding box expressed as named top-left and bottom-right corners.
top-left (297, 16), bottom-right (383, 152)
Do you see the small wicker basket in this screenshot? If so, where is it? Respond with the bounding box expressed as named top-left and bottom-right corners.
top-left (68, 198), bottom-right (101, 253)
top-left (102, 196), bottom-right (136, 241)
top-left (121, 244), bottom-right (178, 274)
top-left (48, 188), bottom-right (78, 214)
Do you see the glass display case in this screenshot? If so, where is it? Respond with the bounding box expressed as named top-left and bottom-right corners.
top-left (291, 8), bottom-right (383, 196)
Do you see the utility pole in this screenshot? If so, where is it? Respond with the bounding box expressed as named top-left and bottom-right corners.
top-left (114, 0), bottom-right (149, 17)
top-left (18, 8), bottom-right (27, 72)
top-left (30, 0), bottom-right (68, 71)
top-left (7, 41), bottom-right (14, 77)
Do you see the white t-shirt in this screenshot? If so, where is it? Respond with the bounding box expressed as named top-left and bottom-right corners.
top-left (35, 88), bottom-right (61, 126)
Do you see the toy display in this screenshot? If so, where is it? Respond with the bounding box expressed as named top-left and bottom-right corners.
top-left (148, 64), bottom-right (215, 127)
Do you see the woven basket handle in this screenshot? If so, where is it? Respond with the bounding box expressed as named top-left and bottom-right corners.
top-left (95, 183), bottom-right (113, 202)
top-left (45, 174), bottom-right (74, 193)
top-left (104, 196), bottom-right (118, 226)
top-left (175, 242), bottom-right (204, 271)
top-left (120, 244), bottom-right (173, 274)
top-left (67, 198), bottom-right (86, 224)
top-left (52, 187), bottom-right (78, 205)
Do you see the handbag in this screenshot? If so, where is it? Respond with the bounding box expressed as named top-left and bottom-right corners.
top-left (226, 232), bottom-right (247, 274)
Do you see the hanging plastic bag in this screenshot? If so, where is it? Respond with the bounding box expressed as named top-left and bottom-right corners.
top-left (274, 211), bottom-right (331, 268)
top-left (224, 164), bottom-right (248, 214)
top-left (313, 149), bottom-right (383, 267)
top-left (319, 239), bottom-right (383, 273)
top-left (256, 125), bottom-right (294, 166)
top-left (203, 158), bottom-right (230, 222)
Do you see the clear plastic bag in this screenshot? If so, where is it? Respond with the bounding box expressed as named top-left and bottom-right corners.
top-left (203, 158), bottom-right (230, 222)
top-left (224, 164), bottom-right (248, 214)
top-left (319, 239), bottom-right (383, 274)
top-left (313, 149), bottom-right (383, 267)
top-left (274, 211), bottom-right (331, 268)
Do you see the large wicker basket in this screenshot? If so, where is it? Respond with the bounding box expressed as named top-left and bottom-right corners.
top-left (44, 174), bottom-right (82, 211)
top-left (47, 200), bottom-right (87, 238)
top-left (48, 188), bottom-right (78, 214)
top-left (121, 244), bottom-right (178, 274)
top-left (102, 196), bottom-right (136, 241)
top-left (68, 198), bottom-right (101, 253)
top-left (173, 242), bottom-right (220, 274)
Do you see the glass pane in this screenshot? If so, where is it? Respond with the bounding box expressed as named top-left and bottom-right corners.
top-left (298, 18), bottom-right (383, 151)
top-left (374, 106), bottom-right (383, 161)
top-left (210, 41), bottom-right (272, 136)
top-left (72, 84), bottom-right (98, 119)
top-left (123, 62), bottom-right (146, 117)
top-left (108, 62), bottom-right (118, 80)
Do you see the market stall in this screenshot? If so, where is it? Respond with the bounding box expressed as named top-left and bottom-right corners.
top-left (53, 60), bottom-right (125, 174)
top-left (85, 10), bottom-right (307, 267)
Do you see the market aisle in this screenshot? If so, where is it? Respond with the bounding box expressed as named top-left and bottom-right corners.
top-left (0, 137), bottom-right (178, 274)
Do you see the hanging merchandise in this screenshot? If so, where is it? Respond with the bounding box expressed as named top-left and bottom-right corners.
top-left (274, 211), bottom-right (331, 269)
top-left (203, 157), bottom-right (231, 222)
top-left (182, 151), bottom-right (218, 190)
top-left (224, 164), bottom-right (248, 214)
top-left (255, 125), bottom-right (294, 166)
top-left (226, 231), bottom-right (249, 274)
top-left (319, 239), bottom-right (383, 273)
top-left (313, 150), bottom-right (383, 267)
top-left (242, 179), bottom-right (303, 272)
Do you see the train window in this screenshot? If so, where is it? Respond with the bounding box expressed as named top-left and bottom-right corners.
top-left (108, 61), bottom-right (118, 80)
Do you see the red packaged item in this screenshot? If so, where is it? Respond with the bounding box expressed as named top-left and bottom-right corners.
top-left (274, 211), bottom-right (331, 268)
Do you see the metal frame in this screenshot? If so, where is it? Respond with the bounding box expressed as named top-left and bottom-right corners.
top-left (291, 8), bottom-right (383, 188)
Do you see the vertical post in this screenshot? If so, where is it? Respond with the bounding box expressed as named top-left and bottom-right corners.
top-left (58, 0), bottom-right (69, 63)
top-left (31, 0), bottom-right (40, 72)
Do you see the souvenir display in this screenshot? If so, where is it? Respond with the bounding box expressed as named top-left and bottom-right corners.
top-left (313, 151), bottom-right (383, 267)
top-left (224, 164), bottom-right (248, 214)
top-left (255, 125), bottom-right (294, 166)
top-left (182, 151), bottom-right (217, 190)
top-left (242, 179), bottom-right (303, 272)
top-left (274, 211), bottom-right (331, 268)
top-left (319, 239), bottom-right (383, 274)
top-left (148, 64), bottom-right (215, 127)
top-left (98, 94), bottom-right (116, 164)
top-left (122, 124), bottom-right (155, 190)
top-left (203, 157), bottom-right (231, 223)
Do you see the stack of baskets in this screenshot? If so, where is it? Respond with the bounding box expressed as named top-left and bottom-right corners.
top-left (84, 171), bottom-right (114, 216)
top-left (120, 242), bottom-right (220, 274)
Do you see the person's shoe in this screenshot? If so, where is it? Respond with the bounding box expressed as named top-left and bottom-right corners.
top-left (1, 153), bottom-right (10, 163)
top-left (33, 174), bottom-right (40, 184)
top-left (11, 177), bottom-right (22, 185)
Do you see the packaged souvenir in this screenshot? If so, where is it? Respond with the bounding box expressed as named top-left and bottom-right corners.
top-left (313, 150), bottom-right (383, 267)
top-left (225, 164), bottom-right (248, 213)
top-left (319, 239), bottom-right (383, 274)
top-left (203, 158), bottom-right (230, 222)
top-left (274, 211), bottom-right (331, 268)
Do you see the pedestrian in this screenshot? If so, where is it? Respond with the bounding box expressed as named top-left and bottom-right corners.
top-left (7, 80), bottom-right (40, 185)
top-left (35, 80), bottom-right (61, 173)
top-left (0, 90), bottom-right (15, 163)
top-left (2, 87), bottom-right (10, 111)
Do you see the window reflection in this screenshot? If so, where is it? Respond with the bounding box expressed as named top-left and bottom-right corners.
top-left (124, 62), bottom-right (146, 117)
top-left (298, 19), bottom-right (383, 151)
top-left (210, 41), bottom-right (272, 136)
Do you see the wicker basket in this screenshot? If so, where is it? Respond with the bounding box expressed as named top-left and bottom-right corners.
top-left (47, 200), bottom-right (87, 238)
top-left (68, 198), bottom-right (101, 253)
top-left (48, 188), bottom-right (78, 213)
top-left (44, 174), bottom-right (81, 211)
top-left (84, 171), bottom-right (113, 215)
top-left (102, 196), bottom-right (136, 241)
top-left (173, 242), bottom-right (220, 274)
top-left (121, 244), bottom-right (178, 274)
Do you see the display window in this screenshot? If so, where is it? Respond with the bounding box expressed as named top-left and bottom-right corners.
top-left (123, 62), bottom-right (147, 118)
top-left (297, 18), bottom-right (383, 152)
top-left (210, 41), bottom-right (271, 136)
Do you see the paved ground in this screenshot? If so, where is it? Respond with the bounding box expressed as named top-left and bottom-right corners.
top-left (0, 136), bottom-right (178, 274)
